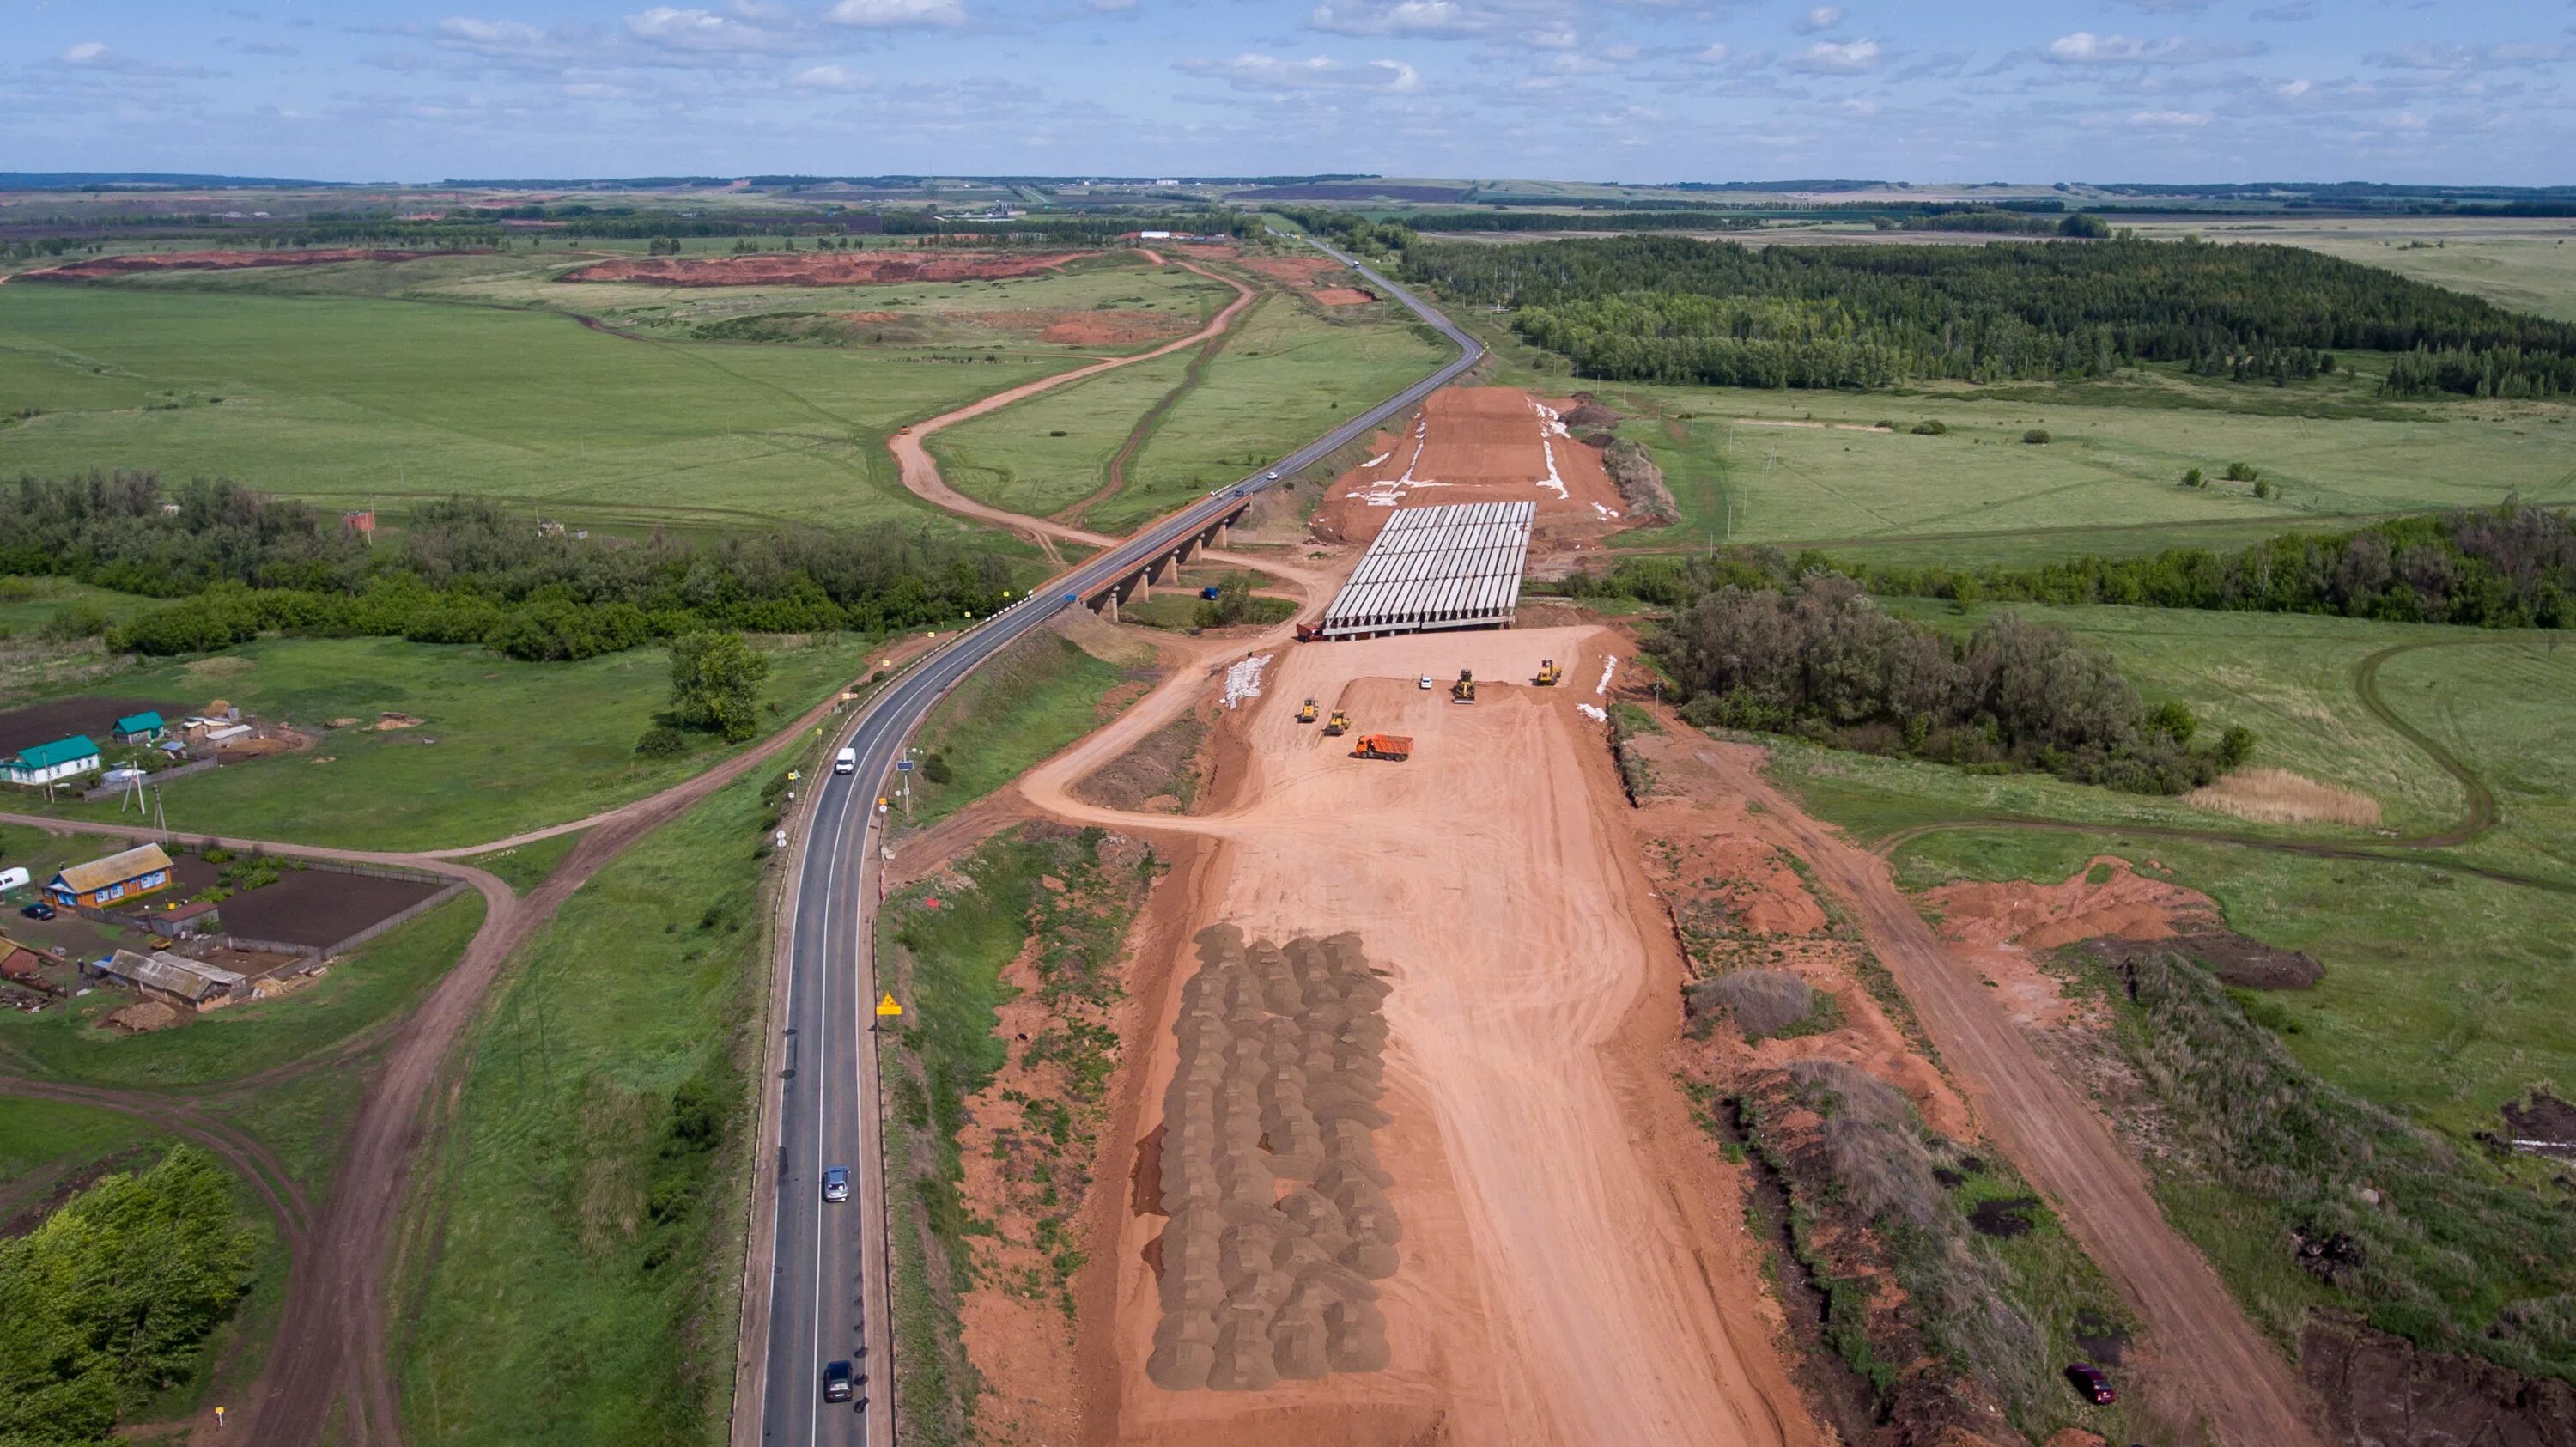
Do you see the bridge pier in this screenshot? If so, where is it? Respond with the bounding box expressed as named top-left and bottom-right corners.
top-left (1180, 536), bottom-right (1201, 563)
top-left (1097, 591), bottom-right (1119, 623)
top-left (1214, 521), bottom-right (1230, 550)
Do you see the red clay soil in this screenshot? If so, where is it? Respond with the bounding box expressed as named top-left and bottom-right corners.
top-left (1231, 254), bottom-right (1340, 287)
top-left (1926, 856), bottom-right (2219, 953)
top-left (558, 249), bottom-right (1093, 287)
top-left (1309, 288), bottom-right (1378, 307)
top-left (21, 249), bottom-right (482, 282)
top-left (1311, 386), bottom-right (1629, 547)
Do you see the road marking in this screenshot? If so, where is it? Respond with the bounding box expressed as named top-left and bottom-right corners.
top-left (806, 782), bottom-right (851, 1447)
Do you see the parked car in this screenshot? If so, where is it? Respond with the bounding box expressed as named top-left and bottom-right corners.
top-left (823, 1359), bottom-right (854, 1401)
top-left (1417, 674), bottom-right (1434, 690)
top-left (19, 901), bottom-right (56, 921)
top-left (2064, 1362), bottom-right (2116, 1405)
top-left (823, 1166), bottom-right (850, 1203)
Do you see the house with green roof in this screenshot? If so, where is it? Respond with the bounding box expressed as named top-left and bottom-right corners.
top-left (3, 735), bottom-right (101, 788)
top-left (113, 711), bottom-right (165, 744)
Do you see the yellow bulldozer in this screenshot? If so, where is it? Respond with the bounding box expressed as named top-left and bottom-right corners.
top-left (1449, 669), bottom-right (1476, 704)
top-left (1297, 698), bottom-right (1319, 724)
top-left (1534, 659), bottom-right (1562, 686)
top-left (1322, 710), bottom-right (1350, 737)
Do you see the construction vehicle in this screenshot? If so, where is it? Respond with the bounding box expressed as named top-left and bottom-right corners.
top-left (1293, 621), bottom-right (1325, 642)
top-left (1297, 698), bottom-right (1319, 724)
top-left (1322, 710), bottom-right (1350, 737)
top-left (1534, 659), bottom-right (1563, 686)
top-left (1199, 586), bottom-right (1224, 600)
top-left (1449, 669), bottom-right (1476, 704)
top-left (1351, 733), bottom-right (1413, 761)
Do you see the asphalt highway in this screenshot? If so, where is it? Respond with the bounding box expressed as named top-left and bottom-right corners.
top-left (754, 235), bottom-right (1481, 1444)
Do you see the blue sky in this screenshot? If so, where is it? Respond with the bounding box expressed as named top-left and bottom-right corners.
top-left (8, 0), bottom-right (2574, 185)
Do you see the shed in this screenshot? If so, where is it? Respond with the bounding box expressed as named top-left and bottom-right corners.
top-left (49, 843), bottom-right (176, 909)
top-left (114, 710), bottom-right (166, 743)
top-left (96, 949), bottom-right (246, 1009)
top-left (137, 898), bottom-right (223, 939)
top-left (5, 735), bottom-right (102, 788)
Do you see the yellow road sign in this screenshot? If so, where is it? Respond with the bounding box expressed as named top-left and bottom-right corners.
top-left (875, 994), bottom-right (903, 1018)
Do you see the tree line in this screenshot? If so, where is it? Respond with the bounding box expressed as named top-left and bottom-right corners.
top-left (1558, 504), bottom-right (2574, 629)
top-left (1399, 234), bottom-right (2576, 397)
top-left (1660, 575), bottom-right (2252, 794)
top-left (2, 472), bottom-right (1016, 661)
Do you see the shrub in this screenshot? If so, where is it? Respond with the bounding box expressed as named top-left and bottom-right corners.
top-left (921, 753), bottom-right (954, 785)
top-left (1911, 419), bottom-right (1949, 435)
top-left (2020, 429), bottom-right (2050, 445)
top-left (2181, 465), bottom-right (2206, 489)
top-left (635, 725), bottom-right (689, 758)
top-left (1691, 969), bottom-right (1816, 1040)
top-left (2224, 460), bottom-right (2261, 483)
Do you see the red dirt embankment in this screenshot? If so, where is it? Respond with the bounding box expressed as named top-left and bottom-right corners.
top-left (23, 248), bottom-right (483, 281)
top-left (1313, 386), bottom-right (1628, 547)
top-left (1232, 253), bottom-right (1377, 306)
top-left (560, 249), bottom-right (1092, 287)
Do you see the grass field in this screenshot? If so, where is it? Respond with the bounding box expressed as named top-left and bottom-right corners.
top-left (1438, 307), bottom-right (2576, 568)
top-left (398, 771), bottom-right (769, 1446)
top-left (0, 1095), bottom-right (164, 1188)
top-left (29, 631), bottom-right (874, 851)
top-left (0, 894), bottom-right (482, 1088)
top-left (0, 283), bottom-right (1082, 533)
top-left (2127, 216), bottom-right (2576, 324)
top-left (902, 625), bottom-right (1145, 825)
top-left (927, 337), bottom-right (1203, 518)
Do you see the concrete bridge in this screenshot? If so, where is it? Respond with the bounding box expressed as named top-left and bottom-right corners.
top-left (1083, 501), bottom-right (1251, 622)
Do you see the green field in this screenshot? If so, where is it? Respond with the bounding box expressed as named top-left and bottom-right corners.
top-left (0, 283), bottom-right (1079, 533)
top-left (927, 336), bottom-right (1202, 519)
top-left (902, 626), bottom-right (1145, 825)
top-left (1439, 309), bottom-right (2576, 567)
top-left (398, 770), bottom-right (769, 1446)
top-left (0, 1095), bottom-right (164, 1188)
top-left (27, 632), bottom-right (874, 851)
top-left (2128, 217), bottom-right (2576, 325)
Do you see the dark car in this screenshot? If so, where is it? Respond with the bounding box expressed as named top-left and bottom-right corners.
top-left (823, 1359), bottom-right (854, 1401)
top-left (822, 1165), bottom-right (850, 1204)
top-left (2064, 1362), bottom-right (2116, 1405)
top-left (18, 901), bottom-right (55, 921)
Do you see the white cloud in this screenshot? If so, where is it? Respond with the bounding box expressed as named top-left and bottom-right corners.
top-left (563, 80), bottom-right (630, 97)
top-left (62, 40), bottom-right (108, 63)
top-left (433, 16), bottom-right (555, 58)
top-left (2044, 31), bottom-right (2256, 65)
top-left (1786, 37), bottom-right (1878, 73)
top-left (1309, 0), bottom-right (1485, 38)
top-left (794, 62), bottom-right (871, 88)
top-left (1793, 7), bottom-right (1843, 34)
top-left (2372, 41), bottom-right (2571, 71)
top-left (2129, 108), bottom-right (2209, 126)
top-left (1691, 42), bottom-right (1729, 64)
top-left (1089, 0), bottom-right (1136, 9)
top-left (827, 0), bottom-right (965, 27)
top-left (624, 7), bottom-right (789, 51)
top-left (2276, 77), bottom-right (2310, 97)
top-left (1175, 52), bottom-right (1424, 93)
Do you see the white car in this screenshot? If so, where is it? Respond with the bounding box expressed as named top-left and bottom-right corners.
top-left (1418, 674), bottom-right (1434, 690)
top-left (1264, 471), bottom-right (1279, 481)
top-left (834, 747), bottom-right (857, 775)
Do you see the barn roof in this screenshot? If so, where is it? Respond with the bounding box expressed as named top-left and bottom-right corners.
top-left (55, 843), bottom-right (174, 895)
top-left (100, 949), bottom-right (245, 1004)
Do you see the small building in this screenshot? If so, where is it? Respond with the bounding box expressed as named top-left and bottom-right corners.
top-left (343, 509), bottom-right (376, 536)
top-left (113, 710), bottom-right (165, 744)
top-left (135, 897), bottom-right (223, 940)
top-left (48, 843), bottom-right (175, 909)
top-left (4, 735), bottom-right (102, 788)
top-left (94, 949), bottom-right (246, 1011)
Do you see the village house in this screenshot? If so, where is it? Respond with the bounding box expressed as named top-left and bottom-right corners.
top-left (47, 842), bottom-right (176, 910)
top-left (113, 710), bottom-right (166, 744)
top-left (3, 735), bottom-right (102, 789)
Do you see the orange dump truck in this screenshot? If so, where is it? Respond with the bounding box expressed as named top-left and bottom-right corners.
top-left (1351, 733), bottom-right (1413, 761)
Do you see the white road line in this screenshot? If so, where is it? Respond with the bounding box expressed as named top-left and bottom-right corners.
top-left (806, 786), bottom-right (850, 1446)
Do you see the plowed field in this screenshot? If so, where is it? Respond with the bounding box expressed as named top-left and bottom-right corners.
top-left (559, 249), bottom-right (1092, 287)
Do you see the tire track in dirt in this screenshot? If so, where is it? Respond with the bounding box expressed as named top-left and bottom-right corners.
top-left (2351, 640), bottom-right (2497, 848)
top-left (1054, 290), bottom-right (1267, 529)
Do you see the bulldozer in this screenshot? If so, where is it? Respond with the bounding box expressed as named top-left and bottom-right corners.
top-left (1321, 710), bottom-right (1350, 737)
top-left (1534, 659), bottom-right (1563, 686)
top-left (1297, 698), bottom-right (1320, 724)
top-left (1449, 669), bottom-right (1476, 705)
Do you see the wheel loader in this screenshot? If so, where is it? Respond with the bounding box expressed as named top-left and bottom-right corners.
top-left (1534, 659), bottom-right (1563, 686)
top-left (1321, 710), bottom-right (1350, 737)
top-left (1297, 698), bottom-right (1320, 724)
top-left (1449, 669), bottom-right (1476, 704)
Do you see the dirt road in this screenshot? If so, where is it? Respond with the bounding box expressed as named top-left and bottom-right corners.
top-left (1020, 628), bottom-right (1818, 1447)
top-left (1681, 740), bottom-right (2330, 1447)
top-left (890, 252), bottom-right (1256, 553)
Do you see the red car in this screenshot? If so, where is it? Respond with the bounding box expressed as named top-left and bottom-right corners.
top-left (2065, 1362), bottom-right (2116, 1405)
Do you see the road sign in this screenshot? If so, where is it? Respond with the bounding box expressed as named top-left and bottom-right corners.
top-left (875, 994), bottom-right (903, 1018)
top-left (896, 760), bottom-right (914, 773)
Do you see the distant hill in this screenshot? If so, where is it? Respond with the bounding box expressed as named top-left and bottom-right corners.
top-left (0, 172), bottom-right (357, 191)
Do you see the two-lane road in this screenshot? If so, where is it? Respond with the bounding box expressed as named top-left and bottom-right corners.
top-left (754, 235), bottom-right (1483, 1444)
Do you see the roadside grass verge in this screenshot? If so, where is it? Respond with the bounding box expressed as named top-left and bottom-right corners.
top-left (877, 824), bottom-right (1152, 1444)
top-left (0, 893), bottom-right (482, 1088)
top-left (902, 627), bottom-right (1145, 826)
top-left (397, 771), bottom-right (773, 1447)
top-left (33, 631), bottom-right (872, 850)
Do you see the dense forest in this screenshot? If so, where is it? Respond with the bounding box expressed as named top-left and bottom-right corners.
top-left (1658, 575), bottom-right (2251, 793)
top-left (2, 471), bottom-right (1013, 660)
top-left (1557, 505), bottom-right (2575, 629)
top-left (1400, 234), bottom-right (2576, 397)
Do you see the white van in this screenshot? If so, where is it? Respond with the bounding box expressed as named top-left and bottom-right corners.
top-left (834, 747), bottom-right (857, 775)
top-left (0, 866), bottom-right (28, 893)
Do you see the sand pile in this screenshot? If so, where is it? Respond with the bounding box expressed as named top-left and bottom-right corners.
top-left (1146, 925), bottom-right (1400, 1391)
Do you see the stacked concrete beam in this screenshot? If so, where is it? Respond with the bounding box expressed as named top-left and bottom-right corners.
top-left (1147, 925), bottom-right (1400, 1390)
top-left (1320, 501), bottom-right (1534, 638)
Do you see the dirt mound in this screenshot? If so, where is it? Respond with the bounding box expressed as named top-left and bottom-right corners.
top-left (106, 1000), bottom-right (185, 1032)
top-left (1926, 856), bottom-right (2219, 952)
top-left (559, 249), bottom-right (1090, 287)
top-left (24, 248), bottom-right (480, 282)
top-left (2086, 931), bottom-right (2324, 990)
top-left (1312, 386), bottom-right (1630, 547)
top-left (1308, 288), bottom-right (1377, 307)
top-left (1234, 255), bottom-right (1339, 286)
top-left (1145, 926), bottom-right (1400, 1390)
top-left (2303, 1310), bottom-right (2576, 1447)
top-left (1073, 711), bottom-right (1208, 812)
top-left (2503, 1092), bottom-right (2576, 1152)
top-left (2184, 767), bottom-right (2384, 827)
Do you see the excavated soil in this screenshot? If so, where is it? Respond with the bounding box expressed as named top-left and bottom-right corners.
top-left (1311, 387), bottom-right (1629, 549)
top-left (1309, 289), bottom-right (1377, 307)
top-left (1232, 255), bottom-right (1340, 287)
top-left (1927, 856), bottom-right (2221, 953)
top-left (23, 249), bottom-right (480, 282)
top-left (558, 249), bottom-right (1092, 287)
top-left (1021, 626), bottom-right (1819, 1447)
